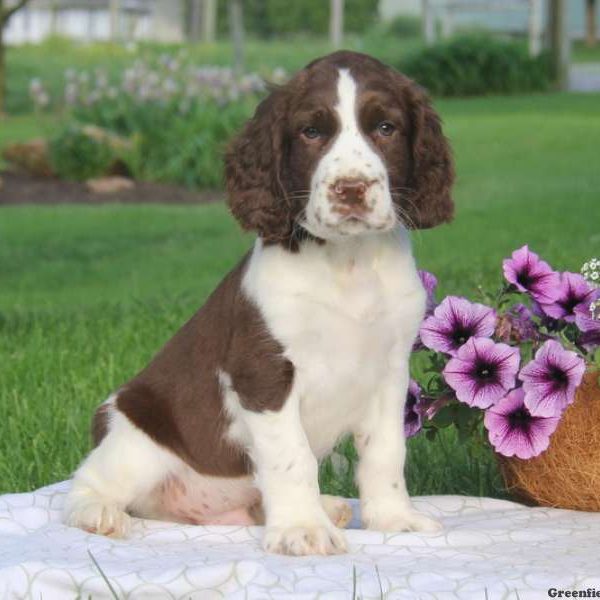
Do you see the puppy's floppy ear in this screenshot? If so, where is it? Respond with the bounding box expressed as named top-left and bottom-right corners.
top-left (225, 88), bottom-right (292, 243)
top-left (405, 81), bottom-right (455, 229)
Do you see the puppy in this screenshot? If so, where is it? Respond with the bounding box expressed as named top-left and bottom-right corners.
top-left (63, 50), bottom-right (454, 556)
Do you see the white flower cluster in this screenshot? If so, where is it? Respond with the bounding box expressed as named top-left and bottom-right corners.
top-left (581, 257), bottom-right (600, 288)
top-left (29, 53), bottom-right (288, 114)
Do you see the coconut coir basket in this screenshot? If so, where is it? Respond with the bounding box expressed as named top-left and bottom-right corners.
top-left (500, 370), bottom-right (600, 511)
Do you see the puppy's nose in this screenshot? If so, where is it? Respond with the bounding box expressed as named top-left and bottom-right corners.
top-left (333, 179), bottom-right (367, 205)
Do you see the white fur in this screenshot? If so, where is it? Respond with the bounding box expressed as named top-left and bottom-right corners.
top-left (221, 370), bottom-right (346, 554)
top-left (63, 396), bottom-right (179, 537)
top-left (303, 68), bottom-right (396, 239)
top-left (236, 228), bottom-right (440, 553)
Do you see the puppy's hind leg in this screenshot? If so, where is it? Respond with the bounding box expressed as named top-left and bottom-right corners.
top-left (63, 397), bottom-right (177, 538)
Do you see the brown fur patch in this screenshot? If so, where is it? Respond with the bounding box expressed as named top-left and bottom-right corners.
top-left (91, 403), bottom-right (111, 447)
top-left (115, 256), bottom-right (294, 477)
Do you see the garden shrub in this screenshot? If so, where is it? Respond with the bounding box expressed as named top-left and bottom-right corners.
top-left (49, 125), bottom-right (115, 181)
top-left (384, 15), bottom-right (422, 39)
top-left (123, 100), bottom-right (253, 189)
top-left (35, 57), bottom-right (269, 189)
top-left (400, 34), bottom-right (551, 97)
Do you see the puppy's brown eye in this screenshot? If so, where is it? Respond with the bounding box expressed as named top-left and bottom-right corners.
top-left (377, 121), bottom-right (395, 136)
top-left (301, 126), bottom-right (320, 139)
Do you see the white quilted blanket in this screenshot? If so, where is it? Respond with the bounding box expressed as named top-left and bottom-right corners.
top-left (1, 481), bottom-right (599, 599)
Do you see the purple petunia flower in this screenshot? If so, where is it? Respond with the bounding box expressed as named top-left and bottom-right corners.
top-left (418, 270), bottom-right (438, 315)
top-left (443, 337), bottom-right (520, 409)
top-left (574, 289), bottom-right (600, 332)
top-left (519, 340), bottom-right (586, 417)
top-left (420, 296), bottom-right (496, 357)
top-left (574, 290), bottom-right (600, 350)
top-left (539, 272), bottom-right (595, 323)
top-left (404, 380), bottom-right (424, 438)
top-left (502, 245), bottom-right (561, 304)
top-left (484, 387), bottom-right (560, 459)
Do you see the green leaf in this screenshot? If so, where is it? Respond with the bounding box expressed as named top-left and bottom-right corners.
top-left (431, 405), bottom-right (455, 428)
top-left (426, 428), bottom-right (438, 441)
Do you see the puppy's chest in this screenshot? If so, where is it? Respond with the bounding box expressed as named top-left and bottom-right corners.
top-left (245, 238), bottom-right (424, 456)
top-left (272, 263), bottom-right (409, 448)
top-left (287, 264), bottom-right (397, 369)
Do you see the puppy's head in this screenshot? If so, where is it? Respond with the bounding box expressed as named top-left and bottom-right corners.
top-left (225, 51), bottom-right (454, 245)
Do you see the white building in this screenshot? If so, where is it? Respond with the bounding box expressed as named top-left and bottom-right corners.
top-left (380, 0), bottom-right (599, 41)
top-left (380, 0), bottom-right (421, 19)
top-left (5, 0), bottom-right (186, 45)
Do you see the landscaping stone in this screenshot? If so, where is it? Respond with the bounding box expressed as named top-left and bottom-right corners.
top-left (0, 171), bottom-right (221, 205)
top-left (1, 139), bottom-right (54, 177)
top-left (86, 176), bottom-right (135, 194)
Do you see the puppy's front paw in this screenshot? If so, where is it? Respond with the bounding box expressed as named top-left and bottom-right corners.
top-left (65, 500), bottom-right (131, 538)
top-left (363, 504), bottom-right (442, 534)
top-left (264, 523), bottom-right (347, 556)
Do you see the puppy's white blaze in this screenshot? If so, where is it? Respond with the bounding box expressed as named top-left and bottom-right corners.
top-left (336, 68), bottom-right (360, 136)
top-left (305, 68), bottom-right (394, 238)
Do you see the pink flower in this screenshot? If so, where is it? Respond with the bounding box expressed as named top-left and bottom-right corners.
top-left (484, 387), bottom-right (560, 459)
top-left (502, 245), bottom-right (561, 304)
top-left (574, 290), bottom-right (600, 350)
top-left (539, 272), bottom-right (595, 323)
top-left (519, 340), bottom-right (586, 417)
top-left (418, 270), bottom-right (438, 315)
top-left (443, 337), bottom-right (520, 409)
top-left (420, 296), bottom-right (496, 357)
top-left (405, 380), bottom-right (424, 438)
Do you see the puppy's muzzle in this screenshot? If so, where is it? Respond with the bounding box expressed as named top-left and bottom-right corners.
top-left (329, 178), bottom-right (373, 219)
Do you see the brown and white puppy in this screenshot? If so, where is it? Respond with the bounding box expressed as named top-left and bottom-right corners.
top-left (63, 51), bottom-right (454, 556)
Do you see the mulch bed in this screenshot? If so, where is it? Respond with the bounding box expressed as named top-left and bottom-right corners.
top-left (0, 171), bottom-right (222, 206)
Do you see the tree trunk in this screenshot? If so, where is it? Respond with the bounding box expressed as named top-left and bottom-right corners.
top-left (528, 0), bottom-right (543, 57)
top-left (50, 0), bottom-right (58, 36)
top-left (202, 0), bottom-right (216, 43)
top-left (188, 0), bottom-right (201, 42)
top-left (229, 0), bottom-right (244, 76)
top-left (0, 0), bottom-right (31, 115)
top-left (0, 22), bottom-right (5, 115)
top-left (109, 0), bottom-right (120, 42)
top-left (548, 0), bottom-right (569, 91)
top-left (586, 0), bottom-right (597, 48)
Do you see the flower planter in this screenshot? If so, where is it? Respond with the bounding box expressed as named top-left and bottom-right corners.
top-left (499, 370), bottom-right (600, 511)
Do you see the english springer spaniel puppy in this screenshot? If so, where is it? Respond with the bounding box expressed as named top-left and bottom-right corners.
top-left (63, 51), bottom-right (454, 556)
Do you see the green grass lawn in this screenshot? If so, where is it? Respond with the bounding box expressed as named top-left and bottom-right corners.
top-left (1, 91), bottom-right (599, 498)
top-left (572, 40), bottom-right (600, 63)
